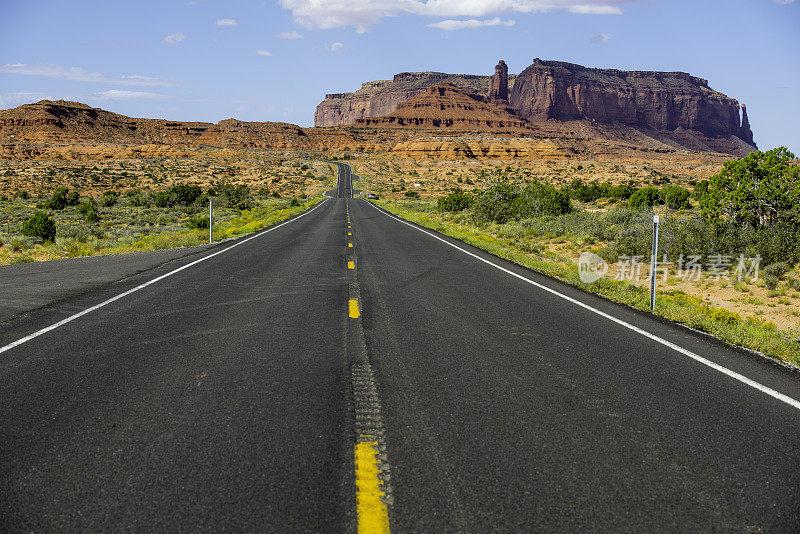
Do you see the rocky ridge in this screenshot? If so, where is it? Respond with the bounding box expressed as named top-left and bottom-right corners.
top-left (1, 93), bottom-right (755, 162)
top-left (314, 71), bottom-right (518, 127)
top-left (354, 83), bottom-right (528, 130)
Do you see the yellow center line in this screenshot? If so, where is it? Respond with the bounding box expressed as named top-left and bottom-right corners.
top-left (355, 440), bottom-right (390, 534)
top-left (348, 261), bottom-right (355, 270)
top-left (349, 299), bottom-right (360, 318)
top-left (349, 243), bottom-right (353, 248)
top-left (348, 232), bottom-right (352, 236)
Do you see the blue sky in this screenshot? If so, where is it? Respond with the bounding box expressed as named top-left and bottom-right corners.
top-left (1, 0), bottom-right (798, 152)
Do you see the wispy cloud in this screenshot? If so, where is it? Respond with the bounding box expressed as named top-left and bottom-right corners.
top-left (215, 18), bottom-right (238, 26)
top-left (0, 63), bottom-right (179, 86)
top-left (279, 0), bottom-right (630, 30)
top-left (255, 50), bottom-right (275, 56)
top-left (92, 90), bottom-right (165, 100)
top-left (569, 4), bottom-right (621, 14)
top-left (774, 0), bottom-right (794, 4)
top-left (278, 30), bottom-right (304, 39)
top-left (329, 42), bottom-right (344, 53)
top-left (428, 17), bottom-right (515, 30)
top-left (592, 33), bottom-right (610, 43)
top-left (163, 32), bottom-right (187, 45)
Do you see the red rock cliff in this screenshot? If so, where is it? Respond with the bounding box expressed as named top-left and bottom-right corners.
top-left (509, 59), bottom-right (755, 145)
top-left (314, 71), bottom-right (518, 127)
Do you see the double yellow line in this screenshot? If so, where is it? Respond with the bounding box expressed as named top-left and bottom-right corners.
top-left (348, 203), bottom-right (358, 318)
top-left (346, 201), bottom-right (391, 533)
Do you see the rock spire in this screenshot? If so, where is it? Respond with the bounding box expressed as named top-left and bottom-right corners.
top-left (489, 60), bottom-right (509, 102)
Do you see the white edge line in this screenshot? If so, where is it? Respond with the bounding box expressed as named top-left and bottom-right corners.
top-left (0, 200), bottom-right (329, 355)
top-left (365, 200), bottom-right (800, 412)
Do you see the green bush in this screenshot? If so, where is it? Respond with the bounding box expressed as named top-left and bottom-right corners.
top-left (45, 187), bottom-right (71, 210)
top-left (151, 190), bottom-right (176, 208)
top-left (629, 187), bottom-right (663, 209)
top-left (171, 184), bottom-right (203, 206)
top-left (700, 147), bottom-right (799, 227)
top-left (186, 216), bottom-right (210, 229)
top-left (66, 190), bottom-right (81, 206)
top-left (765, 274), bottom-right (780, 290)
top-left (437, 189), bottom-right (474, 212)
top-left (471, 181), bottom-right (571, 224)
top-left (763, 262), bottom-right (790, 279)
top-left (77, 200), bottom-right (100, 222)
top-left (404, 190), bottom-right (420, 199)
top-left (215, 182), bottom-right (252, 209)
top-left (662, 185), bottom-right (691, 210)
top-left (568, 179), bottom-right (636, 202)
top-left (100, 191), bottom-right (118, 207)
top-left (128, 191), bottom-right (150, 207)
top-left (22, 211), bottom-right (56, 242)
top-left (693, 180), bottom-right (710, 199)
top-left (290, 197), bottom-right (300, 207)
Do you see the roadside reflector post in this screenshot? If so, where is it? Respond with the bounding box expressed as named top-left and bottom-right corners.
top-left (209, 197), bottom-right (213, 244)
top-left (650, 214), bottom-right (659, 311)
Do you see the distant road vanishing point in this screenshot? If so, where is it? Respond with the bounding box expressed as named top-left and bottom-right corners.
top-left (1, 163), bottom-right (799, 531)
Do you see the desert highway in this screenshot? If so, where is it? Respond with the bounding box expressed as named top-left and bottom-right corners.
top-left (1, 163), bottom-right (799, 531)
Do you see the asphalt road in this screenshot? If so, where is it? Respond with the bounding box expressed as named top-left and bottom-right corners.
top-left (1, 164), bottom-right (799, 531)
top-left (326, 162), bottom-right (359, 199)
top-left (0, 245), bottom-right (216, 323)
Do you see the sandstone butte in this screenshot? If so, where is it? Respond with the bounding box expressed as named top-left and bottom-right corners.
top-left (354, 83), bottom-right (529, 130)
top-left (316, 58), bottom-right (757, 156)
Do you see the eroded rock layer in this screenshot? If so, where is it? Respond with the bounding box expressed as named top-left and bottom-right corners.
top-left (355, 84), bottom-right (528, 130)
top-left (315, 58), bottom-right (756, 149)
top-left (314, 71), bottom-right (518, 127)
top-left (510, 59), bottom-right (753, 144)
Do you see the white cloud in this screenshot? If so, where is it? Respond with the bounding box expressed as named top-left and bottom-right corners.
top-left (163, 32), bottom-right (187, 44)
top-left (329, 42), bottom-right (344, 53)
top-left (215, 18), bottom-right (238, 26)
top-left (774, 0), bottom-right (794, 4)
top-left (279, 0), bottom-right (630, 30)
top-left (592, 33), bottom-right (610, 43)
top-left (0, 63), bottom-right (178, 86)
top-left (569, 4), bottom-right (621, 14)
top-left (278, 30), bottom-right (304, 39)
top-left (428, 17), bottom-right (515, 30)
top-left (92, 90), bottom-right (165, 100)
top-left (256, 50), bottom-right (275, 56)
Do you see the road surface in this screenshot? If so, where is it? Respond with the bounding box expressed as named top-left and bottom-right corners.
top-left (1, 163), bottom-right (799, 531)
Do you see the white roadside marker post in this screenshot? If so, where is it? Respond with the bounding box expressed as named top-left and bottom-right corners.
top-left (650, 214), bottom-right (659, 311)
top-left (209, 197), bottom-right (213, 244)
